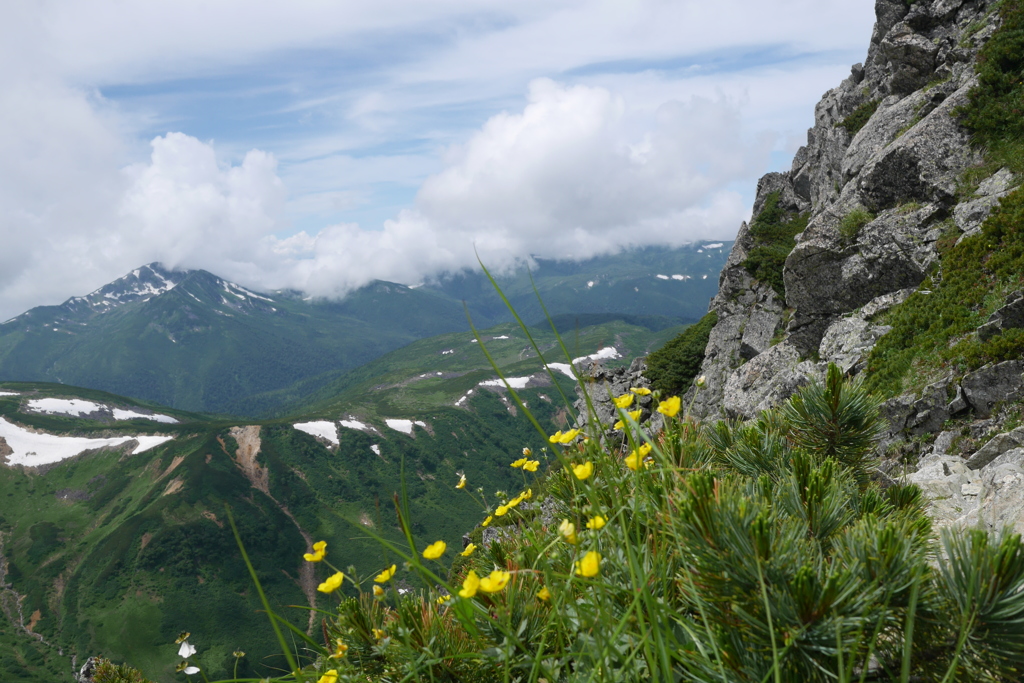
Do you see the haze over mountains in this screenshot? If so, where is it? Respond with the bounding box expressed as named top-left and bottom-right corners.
top-left (0, 244), bottom-right (729, 416)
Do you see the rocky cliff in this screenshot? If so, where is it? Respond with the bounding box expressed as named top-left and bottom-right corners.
top-left (689, 0), bottom-right (1015, 420)
top-left (681, 0), bottom-right (1024, 534)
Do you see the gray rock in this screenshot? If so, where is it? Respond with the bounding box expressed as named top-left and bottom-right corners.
top-left (573, 357), bottom-right (654, 438)
top-left (954, 193), bottom-right (1007, 239)
top-left (859, 287), bottom-right (915, 318)
top-left (948, 383), bottom-right (969, 415)
top-left (977, 167), bottom-right (1017, 196)
top-left (932, 430), bottom-right (958, 455)
top-left (960, 448), bottom-right (1024, 536)
top-left (977, 292), bottom-right (1024, 342)
top-left (961, 361), bottom-right (1024, 418)
top-left (721, 343), bottom-right (823, 419)
top-left (878, 22), bottom-right (940, 95)
top-left (857, 78), bottom-right (979, 211)
top-left (819, 316), bottom-right (892, 374)
top-left (965, 427), bottom-right (1024, 470)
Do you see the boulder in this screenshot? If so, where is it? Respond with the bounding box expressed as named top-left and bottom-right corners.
top-left (977, 292), bottom-right (1024, 342)
top-left (819, 316), bottom-right (892, 375)
top-left (721, 343), bottom-right (823, 419)
top-left (965, 427), bottom-right (1024, 470)
top-left (961, 361), bottom-right (1024, 418)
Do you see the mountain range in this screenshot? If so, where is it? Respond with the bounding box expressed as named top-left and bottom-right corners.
top-left (0, 244), bottom-right (728, 416)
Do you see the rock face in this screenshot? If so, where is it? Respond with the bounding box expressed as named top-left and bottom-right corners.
top-left (688, 0), bottom-right (1016, 420)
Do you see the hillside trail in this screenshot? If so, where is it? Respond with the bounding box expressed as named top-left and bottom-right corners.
top-left (224, 426), bottom-right (318, 632)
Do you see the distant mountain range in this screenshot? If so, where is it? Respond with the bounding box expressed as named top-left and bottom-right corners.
top-left (0, 243), bottom-right (729, 416)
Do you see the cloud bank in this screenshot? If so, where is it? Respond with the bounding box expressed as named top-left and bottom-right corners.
top-left (128, 79), bottom-right (766, 299)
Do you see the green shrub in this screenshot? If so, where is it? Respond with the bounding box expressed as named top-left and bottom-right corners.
top-left (838, 208), bottom-right (875, 240)
top-left (960, 0), bottom-right (1024, 174)
top-left (91, 659), bottom-right (152, 683)
top-left (865, 186), bottom-right (1024, 396)
top-left (645, 311), bottom-right (717, 396)
top-left (836, 99), bottom-right (880, 136)
top-left (742, 191), bottom-right (810, 297)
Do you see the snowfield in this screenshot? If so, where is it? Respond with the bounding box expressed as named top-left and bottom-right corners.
top-left (28, 398), bottom-right (103, 416)
top-left (0, 417), bottom-right (173, 467)
top-left (294, 421), bottom-right (339, 446)
top-left (479, 376), bottom-right (532, 389)
top-left (0, 391), bottom-right (18, 397)
top-left (546, 346), bottom-right (621, 378)
top-left (112, 408), bottom-right (179, 423)
top-left (340, 418), bottom-right (373, 432)
top-left (385, 419), bottom-right (427, 435)
top-left (27, 399), bottom-right (178, 423)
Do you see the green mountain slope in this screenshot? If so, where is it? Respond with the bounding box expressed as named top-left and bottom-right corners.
top-left (0, 244), bottom-right (728, 418)
top-left (0, 315), bottom-right (676, 682)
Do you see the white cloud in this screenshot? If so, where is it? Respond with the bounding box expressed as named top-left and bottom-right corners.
top-left (0, 0), bottom-right (878, 320)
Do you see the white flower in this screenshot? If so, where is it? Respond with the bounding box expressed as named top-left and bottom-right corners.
top-left (178, 641), bottom-right (197, 658)
top-left (183, 665), bottom-right (200, 675)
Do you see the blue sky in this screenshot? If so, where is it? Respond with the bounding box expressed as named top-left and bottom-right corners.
top-left (0, 0), bottom-right (875, 320)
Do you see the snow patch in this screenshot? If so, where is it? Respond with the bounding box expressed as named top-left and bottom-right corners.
top-left (385, 419), bottom-right (427, 435)
top-left (0, 391), bottom-right (18, 397)
top-left (671, 274), bottom-right (690, 281)
top-left (547, 363), bottom-right (576, 378)
top-left (702, 275), bottom-right (708, 279)
top-left (339, 419), bottom-right (371, 432)
top-left (587, 281), bottom-right (595, 288)
top-left (441, 349), bottom-right (455, 355)
top-left (28, 398), bottom-right (103, 416)
top-left (371, 444), bottom-right (381, 455)
top-left (0, 417), bottom-right (172, 467)
top-left (656, 274), bottom-right (669, 280)
top-left (294, 421), bottom-right (339, 446)
top-left (479, 377), bottom-right (532, 389)
top-left (706, 243), bottom-right (724, 249)
top-left (112, 408), bottom-right (179, 423)
top-left (492, 335), bottom-right (510, 340)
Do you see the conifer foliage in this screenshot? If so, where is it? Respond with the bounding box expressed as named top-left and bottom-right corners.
top-left (241, 364), bottom-right (1024, 683)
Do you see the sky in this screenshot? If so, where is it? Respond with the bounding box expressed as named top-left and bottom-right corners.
top-left (0, 0), bottom-right (876, 321)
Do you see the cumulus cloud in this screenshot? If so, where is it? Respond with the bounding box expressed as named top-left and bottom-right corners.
top-left (0, 77), bottom-right (770, 318)
top-left (221, 79), bottom-right (768, 297)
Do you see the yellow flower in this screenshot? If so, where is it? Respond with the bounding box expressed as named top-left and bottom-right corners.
top-left (372, 584), bottom-right (384, 598)
top-left (317, 571), bottom-right (345, 594)
top-left (613, 393), bottom-right (634, 408)
top-left (628, 409), bottom-right (642, 421)
top-left (522, 447), bottom-right (532, 456)
top-left (657, 396), bottom-right (681, 418)
top-left (572, 461), bottom-right (593, 480)
top-left (639, 442), bottom-right (653, 457)
top-left (318, 669), bottom-right (339, 683)
top-left (478, 570), bottom-right (511, 593)
top-left (456, 474), bottom-right (466, 489)
top-left (437, 594), bottom-right (451, 604)
top-left (576, 550), bottom-right (601, 577)
top-left (630, 387), bottom-right (652, 395)
top-left (536, 586), bottom-right (551, 601)
top-left (374, 564), bottom-right (397, 583)
top-left (614, 420), bottom-right (625, 430)
top-left (482, 515), bottom-right (493, 527)
top-left (459, 570), bottom-right (480, 598)
top-left (587, 515), bottom-right (606, 530)
top-left (521, 488), bottom-right (533, 500)
top-left (372, 628), bottom-right (385, 640)
top-left (495, 504), bottom-right (510, 517)
top-left (330, 639), bottom-right (348, 659)
top-left (422, 540), bottom-right (447, 559)
top-left (559, 519), bottom-right (578, 545)
top-left (510, 457), bottom-right (527, 468)
top-left (624, 451), bottom-right (643, 471)
top-left (523, 460), bottom-right (540, 472)
top-left (508, 495), bottom-right (523, 508)
top-left (548, 430), bottom-right (563, 443)
top-left (303, 540), bottom-right (327, 562)
top-left (558, 428), bottom-right (580, 443)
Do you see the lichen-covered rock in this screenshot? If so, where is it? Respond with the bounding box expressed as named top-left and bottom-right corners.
top-left (966, 427), bottom-right (1024, 470)
top-left (819, 317), bottom-right (892, 375)
top-left (721, 343), bottom-right (823, 419)
top-left (977, 292), bottom-right (1024, 342)
top-left (572, 357), bottom-right (654, 439)
top-left (961, 361), bottom-right (1024, 419)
